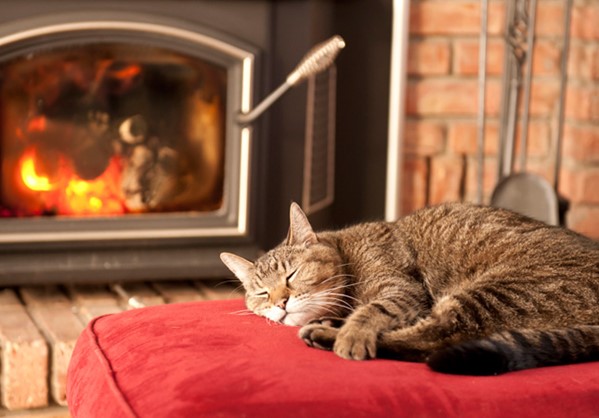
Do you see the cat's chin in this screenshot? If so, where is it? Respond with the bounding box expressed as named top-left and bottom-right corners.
top-left (282, 313), bottom-right (310, 326)
top-left (263, 304), bottom-right (316, 326)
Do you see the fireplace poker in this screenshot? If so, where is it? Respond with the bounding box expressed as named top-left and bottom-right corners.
top-left (237, 35), bottom-right (346, 125)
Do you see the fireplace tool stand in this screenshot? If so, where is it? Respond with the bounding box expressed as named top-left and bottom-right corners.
top-left (477, 0), bottom-right (572, 225)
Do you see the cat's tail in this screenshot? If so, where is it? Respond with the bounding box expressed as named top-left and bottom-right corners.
top-left (427, 325), bottom-right (599, 375)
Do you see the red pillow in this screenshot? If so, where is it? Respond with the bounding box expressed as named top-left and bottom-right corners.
top-left (67, 299), bottom-right (599, 418)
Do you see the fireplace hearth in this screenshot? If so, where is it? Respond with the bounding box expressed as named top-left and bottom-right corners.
top-left (0, 1), bottom-right (338, 285)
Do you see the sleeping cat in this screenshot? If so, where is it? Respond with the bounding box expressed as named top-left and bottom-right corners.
top-left (220, 202), bottom-right (599, 375)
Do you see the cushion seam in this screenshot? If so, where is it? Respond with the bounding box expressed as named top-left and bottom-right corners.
top-left (88, 315), bottom-right (139, 418)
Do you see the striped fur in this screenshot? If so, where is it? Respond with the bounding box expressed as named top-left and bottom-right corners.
top-left (221, 202), bottom-right (599, 375)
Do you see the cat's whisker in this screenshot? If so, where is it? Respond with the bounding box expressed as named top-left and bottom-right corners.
top-left (228, 307), bottom-right (253, 314)
top-left (320, 287), bottom-right (359, 297)
top-left (320, 273), bottom-right (357, 285)
top-left (312, 288), bottom-right (361, 305)
top-left (215, 279), bottom-right (241, 287)
top-left (308, 295), bottom-right (354, 313)
top-left (228, 309), bottom-right (254, 316)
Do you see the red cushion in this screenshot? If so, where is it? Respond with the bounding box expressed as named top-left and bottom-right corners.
top-left (67, 299), bottom-right (599, 418)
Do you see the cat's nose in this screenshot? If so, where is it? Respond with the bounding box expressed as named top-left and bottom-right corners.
top-left (276, 298), bottom-right (288, 309)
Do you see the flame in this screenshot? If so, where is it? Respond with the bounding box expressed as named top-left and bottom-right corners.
top-left (109, 64), bottom-right (142, 80)
top-left (26, 116), bottom-right (47, 133)
top-left (17, 146), bottom-right (125, 216)
top-left (20, 149), bottom-right (56, 192)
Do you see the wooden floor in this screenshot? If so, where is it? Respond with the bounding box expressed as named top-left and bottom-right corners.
top-left (0, 280), bottom-right (243, 417)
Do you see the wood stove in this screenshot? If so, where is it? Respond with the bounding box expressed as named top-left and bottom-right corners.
top-left (0, 2), bottom-right (337, 284)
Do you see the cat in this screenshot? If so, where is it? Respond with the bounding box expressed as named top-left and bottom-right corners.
top-left (220, 202), bottom-right (599, 375)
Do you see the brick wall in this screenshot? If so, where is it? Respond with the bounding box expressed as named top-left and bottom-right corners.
top-left (403, 0), bottom-right (599, 238)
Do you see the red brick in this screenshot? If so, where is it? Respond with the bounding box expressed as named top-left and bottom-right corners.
top-left (448, 120), bottom-right (499, 156)
top-left (536, 1), bottom-right (566, 37)
top-left (406, 79), bottom-right (501, 116)
top-left (532, 40), bottom-right (562, 77)
top-left (410, 1), bottom-right (504, 36)
top-left (566, 205), bottom-right (599, 239)
top-left (407, 39), bottom-right (451, 76)
top-left (566, 84), bottom-right (599, 121)
top-left (529, 81), bottom-right (561, 116)
top-left (401, 155), bottom-right (429, 214)
top-left (593, 48), bottom-right (599, 80)
top-left (562, 124), bottom-right (599, 164)
top-left (0, 290), bottom-right (49, 410)
top-left (559, 168), bottom-right (599, 205)
top-left (571, 2), bottom-right (599, 41)
top-left (569, 43), bottom-right (599, 81)
top-left (453, 38), bottom-right (504, 76)
top-left (453, 38), bottom-right (561, 78)
top-left (404, 120), bottom-right (446, 156)
top-left (519, 160), bottom-right (555, 182)
top-left (465, 157), bottom-right (499, 202)
top-left (447, 120), bottom-right (549, 160)
top-left (513, 122), bottom-right (551, 163)
top-left (429, 156), bottom-right (464, 204)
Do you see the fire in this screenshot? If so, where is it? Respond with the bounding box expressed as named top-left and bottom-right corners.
top-left (109, 64), bottom-right (141, 80)
top-left (20, 149), bottom-right (56, 192)
top-left (17, 146), bottom-right (126, 216)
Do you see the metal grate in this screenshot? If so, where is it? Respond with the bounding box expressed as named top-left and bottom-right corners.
top-left (302, 65), bottom-right (336, 215)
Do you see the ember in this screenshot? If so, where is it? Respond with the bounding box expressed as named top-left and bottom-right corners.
top-left (0, 43), bottom-right (226, 217)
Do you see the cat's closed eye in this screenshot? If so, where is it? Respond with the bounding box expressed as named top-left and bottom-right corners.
top-left (286, 269), bottom-right (299, 285)
top-left (254, 290), bottom-right (269, 298)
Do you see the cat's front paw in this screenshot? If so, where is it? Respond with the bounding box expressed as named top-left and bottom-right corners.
top-left (298, 323), bottom-right (339, 351)
top-left (307, 316), bottom-right (346, 328)
top-left (333, 326), bottom-right (378, 360)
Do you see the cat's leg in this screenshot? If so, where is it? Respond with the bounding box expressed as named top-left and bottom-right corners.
top-left (376, 294), bottom-right (475, 361)
top-left (300, 284), bottom-right (431, 360)
top-left (376, 275), bottom-right (598, 361)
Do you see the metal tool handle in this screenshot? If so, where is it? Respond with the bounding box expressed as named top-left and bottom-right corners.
top-left (553, 0), bottom-right (573, 191)
top-left (476, 0), bottom-right (489, 204)
top-left (237, 35), bottom-right (345, 125)
top-left (518, 0), bottom-right (539, 171)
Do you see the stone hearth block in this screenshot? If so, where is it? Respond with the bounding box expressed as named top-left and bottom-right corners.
top-left (0, 406), bottom-right (70, 417)
top-left (20, 286), bottom-right (71, 307)
top-left (194, 280), bottom-right (245, 300)
top-left (21, 287), bottom-right (84, 406)
top-left (67, 285), bottom-right (123, 325)
top-left (115, 283), bottom-right (165, 308)
top-left (151, 281), bottom-right (206, 303)
top-left (76, 305), bottom-right (124, 326)
top-left (67, 284), bottom-right (121, 307)
top-left (0, 289), bottom-right (49, 410)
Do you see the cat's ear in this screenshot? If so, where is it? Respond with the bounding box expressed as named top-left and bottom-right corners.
top-left (286, 202), bottom-right (318, 246)
top-left (220, 252), bottom-right (254, 286)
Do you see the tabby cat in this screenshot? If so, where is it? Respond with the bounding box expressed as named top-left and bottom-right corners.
top-left (220, 202), bottom-right (599, 375)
